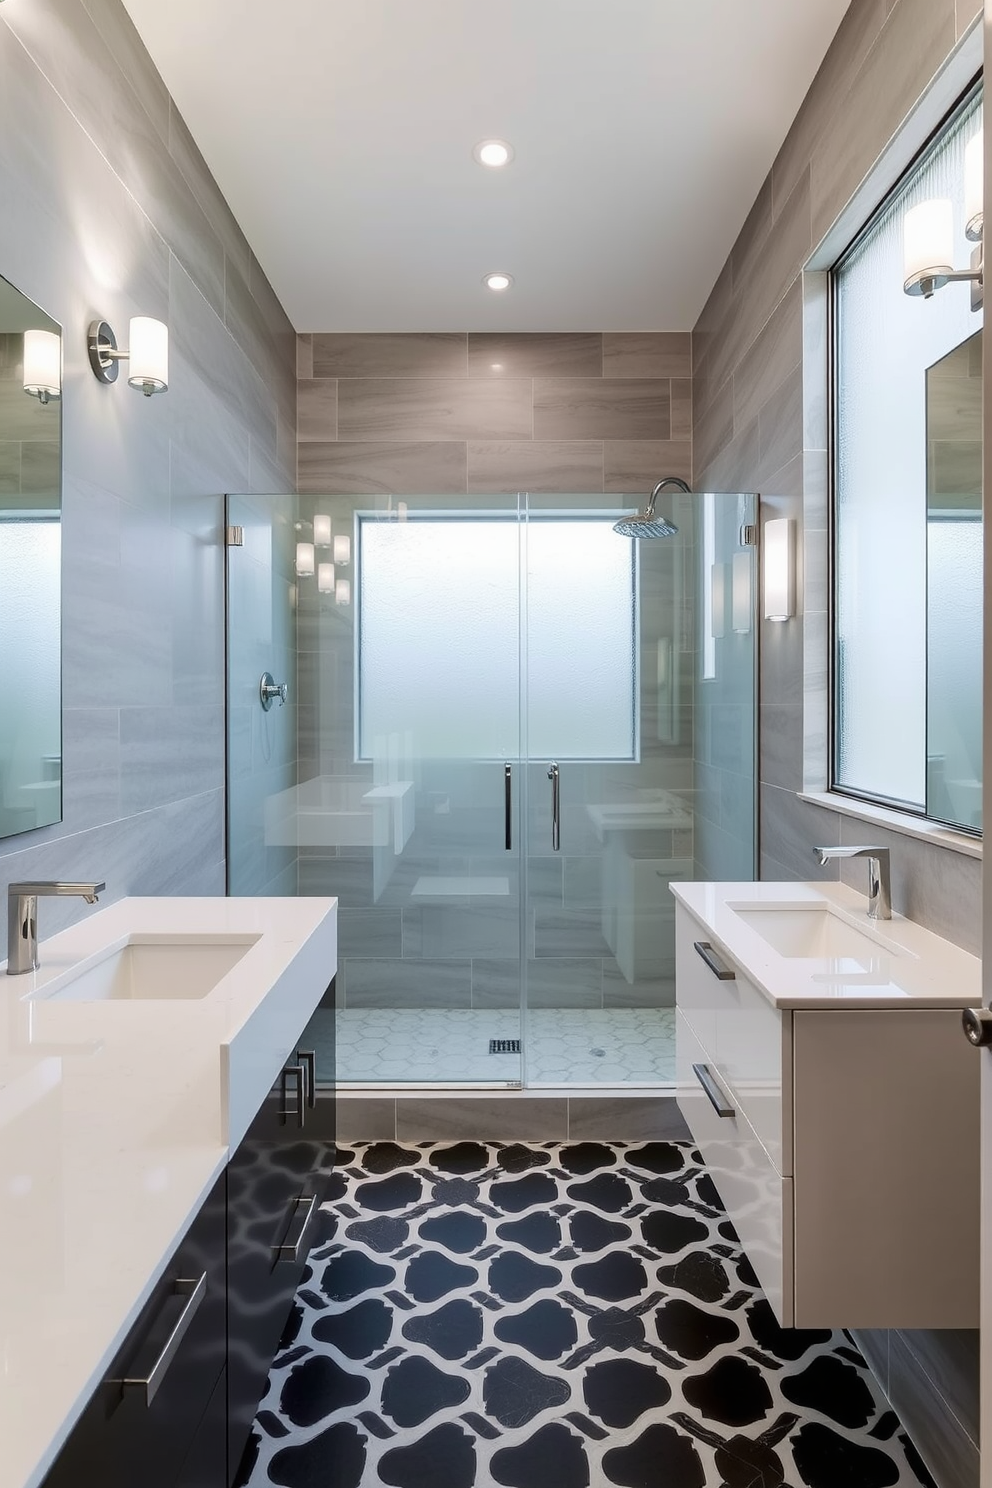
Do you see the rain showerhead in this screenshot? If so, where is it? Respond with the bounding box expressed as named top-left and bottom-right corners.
top-left (613, 477), bottom-right (690, 538)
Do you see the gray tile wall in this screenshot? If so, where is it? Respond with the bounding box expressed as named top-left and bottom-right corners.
top-left (296, 331), bottom-right (692, 497)
top-left (691, 1), bottom-right (982, 1483)
top-left (0, 0), bottom-right (296, 953)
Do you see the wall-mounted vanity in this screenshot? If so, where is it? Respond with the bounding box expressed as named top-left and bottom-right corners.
top-left (672, 880), bottom-right (979, 1329)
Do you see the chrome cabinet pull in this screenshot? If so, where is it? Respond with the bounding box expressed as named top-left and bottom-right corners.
top-left (280, 1063), bottom-right (305, 1127)
top-left (547, 762), bottom-right (560, 852)
top-left (274, 1194), bottom-right (319, 1264)
top-left (693, 939), bottom-right (735, 981)
top-left (504, 763), bottom-right (512, 851)
top-left (121, 1273), bottom-right (207, 1406)
top-left (692, 1063), bottom-right (735, 1119)
top-left (298, 1048), bottom-right (317, 1108)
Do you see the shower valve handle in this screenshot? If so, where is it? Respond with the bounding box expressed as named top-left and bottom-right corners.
top-left (548, 762), bottom-right (560, 852)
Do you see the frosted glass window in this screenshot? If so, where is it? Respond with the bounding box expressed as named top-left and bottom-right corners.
top-left (834, 93), bottom-right (982, 814)
top-left (358, 516), bottom-right (636, 760)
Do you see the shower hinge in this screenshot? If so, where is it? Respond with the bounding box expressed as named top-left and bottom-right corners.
top-left (740, 523), bottom-right (758, 547)
top-left (490, 1038), bottom-right (521, 1055)
top-left (226, 524), bottom-right (244, 547)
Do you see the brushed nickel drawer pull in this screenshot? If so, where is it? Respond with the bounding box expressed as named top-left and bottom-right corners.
top-left (274, 1193), bottom-right (319, 1264)
top-left (693, 939), bottom-right (735, 981)
top-left (298, 1048), bottom-right (317, 1108)
top-left (121, 1272), bottom-right (207, 1406)
top-left (692, 1062), bottom-right (735, 1119)
top-left (280, 1063), bottom-right (305, 1127)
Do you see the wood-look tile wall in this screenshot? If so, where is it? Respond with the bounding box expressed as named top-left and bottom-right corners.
top-left (691, 2), bottom-right (981, 1485)
top-left (0, 0), bottom-right (297, 947)
top-left (296, 331), bottom-right (691, 496)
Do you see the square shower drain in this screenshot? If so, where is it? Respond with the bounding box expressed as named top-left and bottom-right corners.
top-left (490, 1038), bottom-right (521, 1055)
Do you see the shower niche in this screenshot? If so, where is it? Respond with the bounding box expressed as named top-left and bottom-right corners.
top-left (226, 488), bottom-right (757, 1091)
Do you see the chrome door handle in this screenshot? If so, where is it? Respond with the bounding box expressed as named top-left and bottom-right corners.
top-left (962, 1008), bottom-right (992, 1047)
top-left (547, 762), bottom-right (560, 852)
top-left (693, 940), bottom-right (736, 981)
top-left (298, 1049), bottom-right (316, 1107)
top-left (280, 1063), bottom-right (305, 1127)
top-left (692, 1063), bottom-right (735, 1119)
top-left (121, 1273), bottom-right (207, 1406)
top-left (504, 763), bottom-right (512, 851)
top-left (274, 1194), bottom-right (319, 1264)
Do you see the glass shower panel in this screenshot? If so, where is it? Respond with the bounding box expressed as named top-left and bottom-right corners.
top-left (296, 493), bottom-right (525, 1087)
top-left (520, 491), bottom-right (694, 1087)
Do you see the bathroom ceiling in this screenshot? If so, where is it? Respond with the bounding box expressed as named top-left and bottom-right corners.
top-left (121, 0), bottom-right (852, 332)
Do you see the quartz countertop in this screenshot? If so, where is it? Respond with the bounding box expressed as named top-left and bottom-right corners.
top-left (0, 895), bottom-right (337, 1488)
top-left (671, 880), bottom-right (980, 1010)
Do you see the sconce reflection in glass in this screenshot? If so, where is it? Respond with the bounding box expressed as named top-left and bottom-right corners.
top-left (763, 518), bottom-right (796, 622)
top-left (335, 578), bottom-right (351, 607)
top-left (87, 316), bottom-right (169, 395)
top-left (295, 542), bottom-right (315, 577)
top-left (317, 562), bottom-right (335, 594)
top-left (23, 330), bottom-right (61, 405)
top-left (710, 562), bottom-right (726, 638)
top-left (333, 534), bottom-right (351, 566)
top-left (313, 514), bottom-right (332, 546)
top-left (903, 131), bottom-right (983, 309)
top-left (732, 551), bottom-right (752, 634)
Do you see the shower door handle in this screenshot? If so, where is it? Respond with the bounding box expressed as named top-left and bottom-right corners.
top-left (504, 764), bottom-right (512, 851)
top-left (547, 762), bottom-right (560, 851)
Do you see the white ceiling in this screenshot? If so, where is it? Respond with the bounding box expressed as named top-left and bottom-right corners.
top-left (122, 0), bottom-right (852, 333)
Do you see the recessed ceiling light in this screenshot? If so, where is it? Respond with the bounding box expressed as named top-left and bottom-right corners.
top-left (473, 139), bottom-right (514, 168)
top-left (484, 273), bottom-right (513, 292)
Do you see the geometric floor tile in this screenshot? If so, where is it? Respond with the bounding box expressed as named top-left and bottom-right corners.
top-left (237, 1142), bottom-right (936, 1488)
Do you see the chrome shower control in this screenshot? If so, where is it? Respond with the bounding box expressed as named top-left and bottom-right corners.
top-left (962, 1007), bottom-right (992, 1047)
top-left (259, 672), bottom-right (289, 711)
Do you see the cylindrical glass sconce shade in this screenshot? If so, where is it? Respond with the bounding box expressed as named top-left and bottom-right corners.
top-left (127, 316), bottom-right (169, 395)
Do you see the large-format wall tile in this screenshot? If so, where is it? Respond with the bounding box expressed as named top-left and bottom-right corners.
top-left (810, 0), bottom-right (956, 245)
top-left (339, 377), bottom-right (532, 441)
top-left (838, 817), bottom-right (981, 954)
top-left (759, 784), bottom-right (841, 880)
top-left (670, 379), bottom-right (692, 441)
top-left (603, 332), bottom-right (691, 379)
top-left (888, 1332), bottom-right (979, 1488)
top-left (298, 440), bottom-right (468, 495)
top-left (313, 333), bottom-right (467, 379)
top-left (467, 440), bottom-right (603, 494)
top-left (733, 281), bottom-right (803, 433)
top-left (167, 98), bottom-right (250, 278)
top-left (468, 332), bottom-right (602, 378)
top-left (472, 958), bottom-right (603, 1009)
top-left (534, 378), bottom-right (670, 441)
top-left (402, 905), bottom-right (519, 960)
top-left (342, 958), bottom-right (472, 1009)
top-left (604, 439), bottom-right (692, 491)
top-left (298, 379), bottom-right (338, 441)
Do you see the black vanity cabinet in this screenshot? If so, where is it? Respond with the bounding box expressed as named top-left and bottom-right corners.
top-left (43, 1171), bottom-right (229, 1488)
top-left (226, 1054), bottom-right (335, 1481)
top-left (42, 1045), bottom-right (335, 1488)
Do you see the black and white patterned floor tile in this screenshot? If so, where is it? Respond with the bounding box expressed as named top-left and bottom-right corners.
top-left (238, 1141), bottom-right (936, 1488)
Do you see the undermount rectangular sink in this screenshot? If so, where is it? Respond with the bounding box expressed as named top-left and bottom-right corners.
top-left (31, 934), bottom-right (261, 1003)
top-left (730, 904), bottom-right (906, 962)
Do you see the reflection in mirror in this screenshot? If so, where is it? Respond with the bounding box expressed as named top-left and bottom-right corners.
top-left (0, 275), bottom-right (62, 839)
top-left (926, 330), bottom-right (982, 833)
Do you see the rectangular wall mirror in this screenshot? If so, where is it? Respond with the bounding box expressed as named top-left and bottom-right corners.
top-left (0, 275), bottom-right (62, 839)
top-left (926, 329), bottom-right (982, 833)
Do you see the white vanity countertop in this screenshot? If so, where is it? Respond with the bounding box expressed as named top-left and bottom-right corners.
top-left (671, 880), bottom-right (980, 1009)
top-left (0, 895), bottom-right (337, 1488)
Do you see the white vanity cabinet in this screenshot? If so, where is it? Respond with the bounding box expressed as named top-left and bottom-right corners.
top-left (674, 900), bottom-right (979, 1329)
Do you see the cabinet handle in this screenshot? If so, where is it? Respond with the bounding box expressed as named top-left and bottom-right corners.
top-left (121, 1273), bottom-right (207, 1406)
top-left (298, 1048), bottom-right (317, 1108)
top-left (692, 1062), bottom-right (735, 1119)
top-left (548, 762), bottom-right (560, 852)
top-left (504, 763), bottom-right (512, 851)
top-left (280, 1063), bottom-right (305, 1127)
top-left (693, 939), bottom-right (736, 981)
top-left (274, 1193), bottom-right (319, 1264)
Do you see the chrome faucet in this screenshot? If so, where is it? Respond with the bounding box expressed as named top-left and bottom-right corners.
top-left (6, 881), bottom-right (106, 975)
top-left (813, 847), bottom-right (891, 920)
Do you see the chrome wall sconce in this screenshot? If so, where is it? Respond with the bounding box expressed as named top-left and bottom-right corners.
top-left (87, 316), bottom-right (169, 395)
top-left (903, 133), bottom-right (983, 309)
top-left (22, 329), bottom-right (61, 405)
top-left (763, 518), bottom-right (796, 622)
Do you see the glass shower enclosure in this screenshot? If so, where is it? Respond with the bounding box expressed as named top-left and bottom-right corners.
top-left (226, 488), bottom-right (757, 1089)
